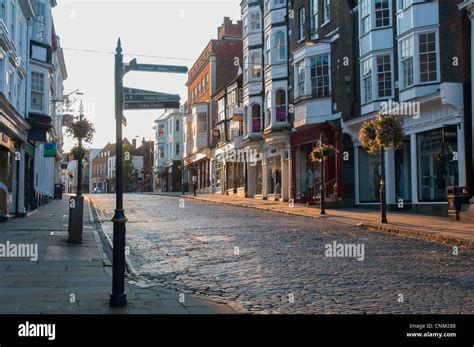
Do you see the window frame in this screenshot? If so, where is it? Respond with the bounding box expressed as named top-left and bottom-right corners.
top-left (274, 31), bottom-right (286, 62)
top-left (362, 58), bottom-right (373, 103)
top-left (310, 54), bottom-right (331, 99)
top-left (374, 0), bottom-right (390, 29)
top-left (299, 6), bottom-right (306, 41)
top-left (322, 0), bottom-right (330, 25)
top-left (310, 0), bottom-right (319, 35)
top-left (249, 11), bottom-right (261, 31)
top-left (30, 71), bottom-right (45, 112)
top-left (250, 103), bottom-right (262, 134)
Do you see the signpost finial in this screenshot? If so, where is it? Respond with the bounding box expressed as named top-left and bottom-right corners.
top-left (116, 38), bottom-right (122, 54)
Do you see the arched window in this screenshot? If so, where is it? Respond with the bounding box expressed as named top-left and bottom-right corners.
top-left (275, 89), bottom-right (287, 123)
top-left (251, 53), bottom-right (261, 79)
top-left (274, 32), bottom-right (286, 62)
top-left (251, 104), bottom-right (262, 133)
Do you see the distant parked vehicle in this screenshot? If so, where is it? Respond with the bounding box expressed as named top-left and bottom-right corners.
top-left (93, 187), bottom-right (105, 194)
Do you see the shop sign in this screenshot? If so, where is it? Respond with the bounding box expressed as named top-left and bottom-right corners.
top-left (44, 143), bottom-right (57, 158)
top-left (229, 107), bottom-right (245, 121)
top-left (0, 132), bottom-right (14, 151)
top-left (442, 126), bottom-right (457, 144)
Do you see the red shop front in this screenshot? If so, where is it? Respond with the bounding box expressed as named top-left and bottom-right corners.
top-left (291, 123), bottom-right (343, 204)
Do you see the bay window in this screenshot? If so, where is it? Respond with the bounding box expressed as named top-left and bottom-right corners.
top-left (296, 61), bottom-right (305, 97)
top-left (275, 90), bottom-right (287, 123)
top-left (376, 54), bottom-right (392, 98)
top-left (251, 53), bottom-right (262, 79)
top-left (310, 55), bottom-right (330, 98)
top-left (419, 32), bottom-right (437, 83)
top-left (399, 32), bottom-right (438, 89)
top-left (243, 56), bottom-right (248, 83)
top-left (197, 113), bottom-right (207, 133)
top-left (265, 92), bottom-right (271, 127)
top-left (375, 0), bottom-right (390, 28)
top-left (274, 31), bottom-right (286, 62)
top-left (362, 58), bottom-right (372, 103)
top-left (360, 0), bottom-right (370, 35)
top-left (251, 104), bottom-right (262, 133)
top-left (401, 37), bottom-right (413, 88)
top-left (31, 71), bottom-right (44, 111)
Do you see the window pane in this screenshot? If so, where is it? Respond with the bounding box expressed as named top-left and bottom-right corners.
top-left (358, 147), bottom-right (381, 202)
top-left (417, 128), bottom-right (458, 202)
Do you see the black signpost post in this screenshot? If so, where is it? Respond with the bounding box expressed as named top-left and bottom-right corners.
top-left (110, 38), bottom-right (188, 308)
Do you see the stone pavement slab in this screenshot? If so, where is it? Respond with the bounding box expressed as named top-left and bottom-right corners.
top-left (0, 196), bottom-right (236, 314)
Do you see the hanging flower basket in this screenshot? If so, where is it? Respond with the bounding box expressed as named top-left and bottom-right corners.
top-left (359, 115), bottom-right (404, 154)
top-left (309, 144), bottom-right (337, 162)
top-left (70, 146), bottom-right (89, 160)
top-left (66, 119), bottom-right (96, 143)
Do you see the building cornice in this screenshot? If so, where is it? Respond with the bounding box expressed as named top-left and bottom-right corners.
top-left (459, 0), bottom-right (474, 12)
top-left (19, 0), bottom-right (35, 18)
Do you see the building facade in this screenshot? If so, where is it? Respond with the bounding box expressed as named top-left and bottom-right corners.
top-left (91, 142), bottom-right (115, 193)
top-left (154, 109), bottom-right (183, 192)
top-left (211, 75), bottom-right (246, 195)
top-left (459, 0), bottom-right (474, 203)
top-left (289, 0), bottom-right (357, 206)
top-left (0, 0), bottom-right (34, 219)
top-left (184, 17), bottom-right (243, 193)
top-left (241, 0), bottom-right (292, 202)
top-left (27, 0), bottom-right (67, 209)
top-left (342, 0), bottom-right (470, 215)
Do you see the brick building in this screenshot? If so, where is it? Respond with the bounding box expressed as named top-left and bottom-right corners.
top-left (184, 17), bottom-right (243, 193)
top-left (91, 142), bottom-right (115, 193)
top-left (289, 0), bottom-right (358, 206)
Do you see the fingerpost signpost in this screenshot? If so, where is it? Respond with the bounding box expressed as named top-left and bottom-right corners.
top-left (110, 39), bottom-right (188, 308)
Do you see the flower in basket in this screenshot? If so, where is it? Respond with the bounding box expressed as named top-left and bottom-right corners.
top-left (360, 115), bottom-right (404, 154)
top-left (309, 144), bottom-right (337, 162)
top-left (66, 118), bottom-right (96, 143)
top-left (375, 115), bottom-right (404, 150)
top-left (70, 146), bottom-right (89, 160)
top-left (359, 119), bottom-right (378, 154)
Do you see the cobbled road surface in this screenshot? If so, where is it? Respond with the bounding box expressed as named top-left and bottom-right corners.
top-left (90, 194), bottom-right (474, 314)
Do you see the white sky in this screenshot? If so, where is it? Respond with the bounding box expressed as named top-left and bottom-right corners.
top-left (52, 1), bottom-right (241, 151)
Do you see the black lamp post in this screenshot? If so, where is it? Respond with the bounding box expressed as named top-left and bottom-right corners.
top-left (380, 147), bottom-right (388, 224)
top-left (110, 38), bottom-right (128, 308)
top-left (319, 131), bottom-right (326, 215)
top-left (68, 100), bottom-right (85, 244)
top-left (76, 102), bottom-right (84, 198)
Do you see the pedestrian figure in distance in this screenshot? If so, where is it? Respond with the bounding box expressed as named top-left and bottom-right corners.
top-left (192, 175), bottom-right (197, 196)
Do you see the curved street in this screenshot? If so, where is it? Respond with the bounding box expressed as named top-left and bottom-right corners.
top-left (90, 194), bottom-right (474, 314)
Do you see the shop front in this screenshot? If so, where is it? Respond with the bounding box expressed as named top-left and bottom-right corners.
top-left (291, 123), bottom-right (342, 205)
top-left (345, 84), bottom-right (465, 215)
top-left (184, 149), bottom-right (212, 193)
top-left (164, 160), bottom-right (182, 192)
top-left (0, 134), bottom-right (17, 219)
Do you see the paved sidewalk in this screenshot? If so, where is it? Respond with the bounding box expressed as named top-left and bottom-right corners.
top-left (148, 192), bottom-right (474, 249)
top-left (0, 196), bottom-right (236, 314)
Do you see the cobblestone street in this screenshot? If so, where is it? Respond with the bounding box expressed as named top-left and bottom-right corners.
top-left (91, 194), bottom-right (474, 314)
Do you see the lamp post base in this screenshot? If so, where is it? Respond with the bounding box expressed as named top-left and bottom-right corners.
top-left (109, 293), bottom-right (127, 308)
